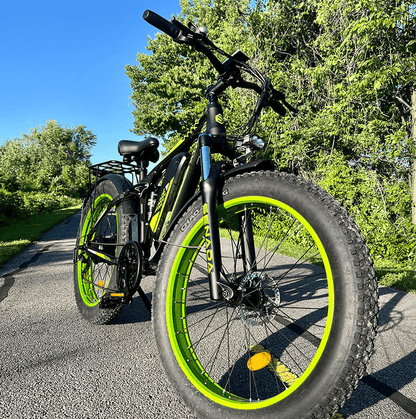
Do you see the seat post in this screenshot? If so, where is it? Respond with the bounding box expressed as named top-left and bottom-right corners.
top-left (137, 160), bottom-right (148, 182)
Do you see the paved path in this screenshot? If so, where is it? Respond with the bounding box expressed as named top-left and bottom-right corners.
top-left (0, 212), bottom-right (415, 418)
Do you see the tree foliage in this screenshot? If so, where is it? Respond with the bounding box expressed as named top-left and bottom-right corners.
top-left (0, 120), bottom-right (95, 195)
top-left (0, 120), bottom-right (95, 226)
top-left (126, 0), bottom-right (416, 262)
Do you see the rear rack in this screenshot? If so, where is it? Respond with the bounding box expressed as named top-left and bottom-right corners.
top-left (89, 160), bottom-right (138, 178)
top-left (88, 160), bottom-right (139, 193)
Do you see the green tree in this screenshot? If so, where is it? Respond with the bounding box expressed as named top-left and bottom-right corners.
top-left (0, 120), bottom-right (96, 196)
top-left (126, 0), bottom-right (416, 262)
top-left (251, 0), bottom-right (416, 261)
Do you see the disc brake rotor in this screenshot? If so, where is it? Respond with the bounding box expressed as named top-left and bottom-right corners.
top-left (236, 272), bottom-right (280, 325)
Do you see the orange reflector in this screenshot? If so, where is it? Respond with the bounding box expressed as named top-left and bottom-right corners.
top-left (247, 352), bottom-right (272, 371)
top-left (97, 280), bottom-right (104, 288)
top-left (110, 293), bottom-right (125, 297)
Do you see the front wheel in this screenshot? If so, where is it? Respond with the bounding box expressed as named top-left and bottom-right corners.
top-left (153, 171), bottom-right (378, 419)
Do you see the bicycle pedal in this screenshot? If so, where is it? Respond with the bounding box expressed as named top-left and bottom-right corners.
top-left (99, 292), bottom-right (128, 309)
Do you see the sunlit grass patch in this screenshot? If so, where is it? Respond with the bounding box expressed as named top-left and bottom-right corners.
top-left (375, 259), bottom-right (416, 294)
top-left (0, 204), bottom-right (81, 267)
top-left (220, 228), bottom-right (415, 294)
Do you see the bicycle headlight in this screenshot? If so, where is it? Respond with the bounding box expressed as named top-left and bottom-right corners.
top-left (234, 135), bottom-right (265, 154)
top-left (251, 135), bottom-right (265, 150)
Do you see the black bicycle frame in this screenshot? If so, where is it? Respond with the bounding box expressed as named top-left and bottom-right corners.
top-left (80, 80), bottom-right (262, 304)
top-left (196, 88), bottom-right (260, 302)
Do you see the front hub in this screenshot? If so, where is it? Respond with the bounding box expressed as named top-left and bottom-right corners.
top-left (235, 272), bottom-right (281, 325)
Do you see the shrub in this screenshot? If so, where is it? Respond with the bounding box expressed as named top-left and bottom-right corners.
top-left (314, 154), bottom-right (416, 264)
top-left (0, 189), bottom-right (24, 225)
top-left (0, 189), bottom-right (79, 227)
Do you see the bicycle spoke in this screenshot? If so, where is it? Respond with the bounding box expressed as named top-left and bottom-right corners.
top-left (165, 195), bottom-right (338, 405)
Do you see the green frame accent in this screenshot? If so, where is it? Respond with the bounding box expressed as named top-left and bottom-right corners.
top-left (165, 196), bottom-right (334, 409)
top-left (151, 178), bottom-right (174, 233)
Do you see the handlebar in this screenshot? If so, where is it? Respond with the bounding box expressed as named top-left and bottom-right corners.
top-left (142, 9), bottom-right (297, 117)
top-left (143, 10), bottom-right (181, 41)
top-left (143, 9), bottom-right (226, 75)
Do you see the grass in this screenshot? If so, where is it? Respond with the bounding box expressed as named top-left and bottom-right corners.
top-left (374, 258), bottom-right (416, 294)
top-left (0, 203), bottom-right (81, 267)
top-left (220, 228), bottom-right (416, 294)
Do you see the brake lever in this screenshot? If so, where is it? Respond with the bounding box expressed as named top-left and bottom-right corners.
top-left (188, 21), bottom-right (209, 38)
top-left (169, 17), bottom-right (197, 44)
top-left (171, 17), bottom-right (192, 33)
top-left (267, 87), bottom-right (298, 116)
top-left (171, 17), bottom-right (217, 50)
top-left (170, 18), bottom-right (207, 44)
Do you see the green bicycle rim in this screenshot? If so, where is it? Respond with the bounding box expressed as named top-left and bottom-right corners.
top-left (165, 196), bottom-right (334, 410)
top-left (77, 194), bottom-right (117, 307)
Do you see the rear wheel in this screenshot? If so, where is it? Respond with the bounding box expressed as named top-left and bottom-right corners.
top-left (153, 171), bottom-right (378, 419)
top-left (73, 177), bottom-right (133, 324)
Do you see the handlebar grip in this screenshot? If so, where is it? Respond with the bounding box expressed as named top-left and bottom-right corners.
top-left (143, 10), bottom-right (181, 40)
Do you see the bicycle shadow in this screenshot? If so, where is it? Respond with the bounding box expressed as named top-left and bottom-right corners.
top-left (339, 286), bottom-right (416, 417)
top-left (111, 282), bottom-right (153, 324)
top-left (184, 272), bottom-right (416, 417)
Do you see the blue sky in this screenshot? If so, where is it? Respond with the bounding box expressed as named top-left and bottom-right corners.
top-left (0, 0), bottom-right (182, 165)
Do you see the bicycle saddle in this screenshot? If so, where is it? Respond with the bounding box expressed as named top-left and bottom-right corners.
top-left (118, 137), bottom-right (160, 163)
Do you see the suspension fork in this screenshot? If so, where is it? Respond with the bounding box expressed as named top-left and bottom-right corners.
top-left (199, 134), bottom-right (235, 301)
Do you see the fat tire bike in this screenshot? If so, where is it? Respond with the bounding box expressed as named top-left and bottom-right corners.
top-left (73, 10), bottom-right (378, 419)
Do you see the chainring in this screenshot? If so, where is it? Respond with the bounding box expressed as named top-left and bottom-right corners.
top-left (117, 241), bottom-right (142, 295)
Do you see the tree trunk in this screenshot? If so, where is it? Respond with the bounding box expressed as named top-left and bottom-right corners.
top-left (412, 90), bottom-right (416, 224)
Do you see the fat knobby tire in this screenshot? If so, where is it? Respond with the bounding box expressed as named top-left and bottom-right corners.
top-left (153, 171), bottom-right (379, 419)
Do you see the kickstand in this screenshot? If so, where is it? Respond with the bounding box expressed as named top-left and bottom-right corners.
top-left (137, 285), bottom-right (152, 314)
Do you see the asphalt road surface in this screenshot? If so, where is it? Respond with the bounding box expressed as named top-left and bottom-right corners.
top-left (1, 211), bottom-right (416, 419)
